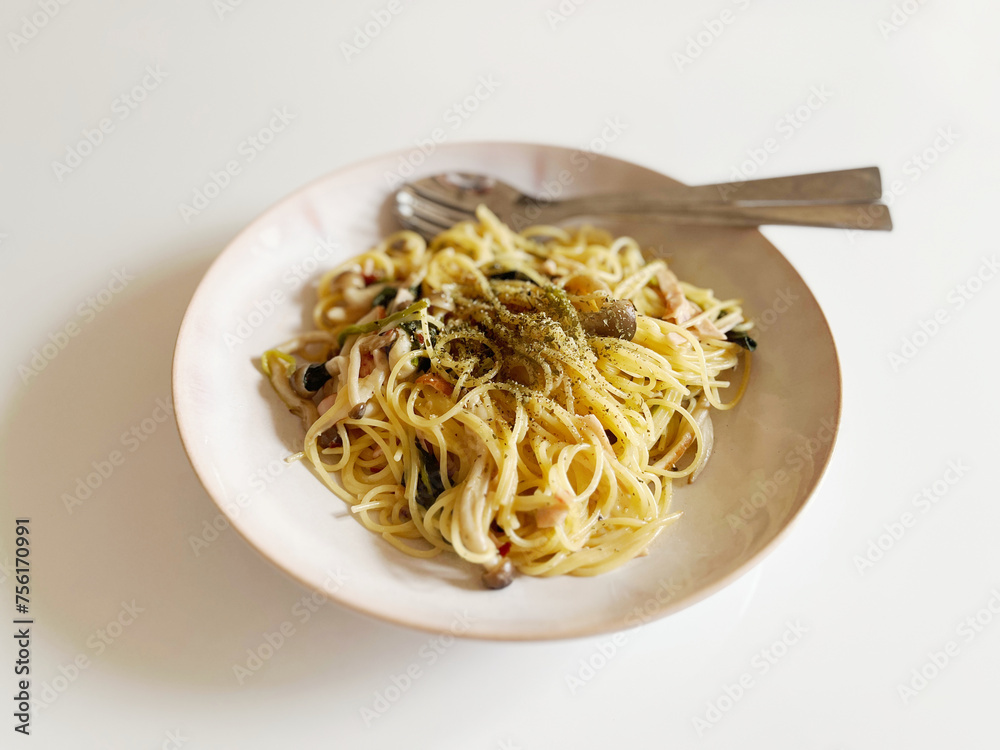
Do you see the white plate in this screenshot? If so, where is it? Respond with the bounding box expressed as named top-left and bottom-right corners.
top-left (172, 142), bottom-right (841, 640)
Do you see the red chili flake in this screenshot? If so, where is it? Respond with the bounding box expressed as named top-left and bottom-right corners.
top-left (498, 541), bottom-right (512, 557)
top-left (362, 273), bottom-right (379, 285)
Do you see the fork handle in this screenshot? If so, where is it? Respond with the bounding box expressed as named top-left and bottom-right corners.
top-left (608, 202), bottom-right (892, 230)
top-left (542, 167), bottom-right (883, 221)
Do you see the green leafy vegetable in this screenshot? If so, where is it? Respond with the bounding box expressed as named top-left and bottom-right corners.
top-left (725, 330), bottom-right (758, 351)
top-left (400, 319), bottom-right (438, 349)
top-left (372, 286), bottom-right (398, 309)
top-left (414, 442), bottom-right (445, 509)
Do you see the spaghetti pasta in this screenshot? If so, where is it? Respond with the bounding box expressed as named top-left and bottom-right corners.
top-left (262, 206), bottom-right (753, 588)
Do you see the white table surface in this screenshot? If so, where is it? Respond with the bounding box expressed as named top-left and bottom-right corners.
top-left (2, 0), bottom-right (998, 747)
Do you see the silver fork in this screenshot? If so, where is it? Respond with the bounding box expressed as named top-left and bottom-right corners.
top-left (394, 167), bottom-right (892, 237)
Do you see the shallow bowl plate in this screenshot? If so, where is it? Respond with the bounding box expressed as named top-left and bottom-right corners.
top-left (172, 141), bottom-right (841, 640)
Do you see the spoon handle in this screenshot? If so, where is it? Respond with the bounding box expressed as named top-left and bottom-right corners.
top-left (544, 167), bottom-right (883, 220)
top-left (603, 202), bottom-right (892, 230)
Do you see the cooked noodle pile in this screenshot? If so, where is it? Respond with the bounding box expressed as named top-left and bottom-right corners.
top-left (263, 207), bottom-right (753, 588)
